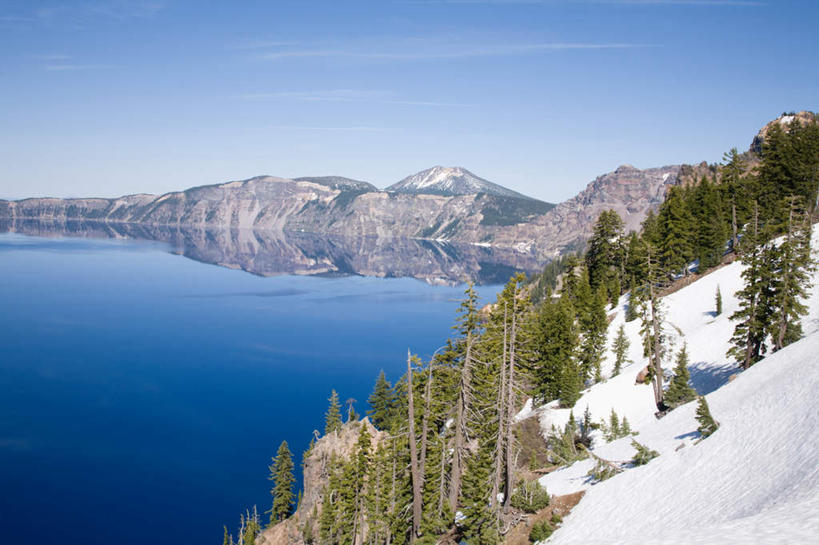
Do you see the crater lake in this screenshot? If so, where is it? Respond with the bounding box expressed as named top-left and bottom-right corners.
top-left (0, 229), bottom-right (520, 545)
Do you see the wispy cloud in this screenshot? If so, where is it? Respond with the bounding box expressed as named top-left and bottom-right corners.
top-left (3, 1), bottom-right (166, 30)
top-left (230, 40), bottom-right (299, 50)
top-left (240, 89), bottom-right (387, 102)
top-left (238, 89), bottom-right (470, 107)
top-left (43, 63), bottom-right (112, 71)
top-left (268, 125), bottom-right (391, 132)
top-left (261, 42), bottom-right (651, 61)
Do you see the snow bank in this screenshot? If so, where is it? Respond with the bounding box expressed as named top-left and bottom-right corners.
top-left (530, 227), bottom-right (819, 544)
top-left (549, 326), bottom-right (819, 544)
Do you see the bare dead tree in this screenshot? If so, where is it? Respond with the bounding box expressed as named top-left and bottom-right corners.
top-left (502, 299), bottom-right (518, 511)
top-left (491, 303), bottom-right (508, 514)
top-left (448, 332), bottom-right (474, 511)
top-left (419, 362), bottom-right (433, 478)
top-left (406, 350), bottom-right (422, 538)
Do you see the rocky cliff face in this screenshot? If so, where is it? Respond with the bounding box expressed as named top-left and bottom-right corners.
top-left (512, 164), bottom-right (680, 253)
top-left (0, 164), bottom-right (680, 264)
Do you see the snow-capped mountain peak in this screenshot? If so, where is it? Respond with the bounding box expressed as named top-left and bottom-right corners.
top-left (386, 166), bottom-right (535, 200)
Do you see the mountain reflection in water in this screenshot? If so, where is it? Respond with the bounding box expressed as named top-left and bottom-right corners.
top-left (0, 219), bottom-right (544, 285)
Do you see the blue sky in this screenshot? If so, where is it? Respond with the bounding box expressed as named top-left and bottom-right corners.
top-left (0, 0), bottom-right (816, 202)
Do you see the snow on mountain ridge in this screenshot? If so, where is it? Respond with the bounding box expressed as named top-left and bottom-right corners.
top-left (386, 166), bottom-right (537, 200)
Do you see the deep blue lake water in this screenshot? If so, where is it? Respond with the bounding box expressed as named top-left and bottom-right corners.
top-left (0, 233), bottom-right (502, 545)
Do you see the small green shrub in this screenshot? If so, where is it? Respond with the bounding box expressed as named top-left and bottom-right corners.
top-left (510, 480), bottom-right (551, 513)
top-left (530, 519), bottom-right (555, 542)
top-left (586, 458), bottom-right (621, 482)
top-left (630, 439), bottom-right (659, 466)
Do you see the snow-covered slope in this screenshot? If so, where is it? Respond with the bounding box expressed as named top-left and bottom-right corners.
top-left (525, 230), bottom-right (819, 544)
top-left (386, 166), bottom-right (536, 200)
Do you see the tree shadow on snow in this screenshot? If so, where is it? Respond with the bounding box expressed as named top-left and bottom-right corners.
top-left (689, 360), bottom-right (739, 395)
top-left (674, 430), bottom-right (700, 440)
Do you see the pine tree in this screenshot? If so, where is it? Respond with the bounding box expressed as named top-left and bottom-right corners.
top-left (449, 281), bottom-right (482, 513)
top-left (690, 176), bottom-right (727, 270)
top-left (625, 232), bottom-right (649, 288)
top-left (721, 147), bottom-right (747, 252)
top-left (630, 440), bottom-right (659, 466)
top-left (658, 186), bottom-right (695, 278)
top-left (769, 197), bottom-right (815, 351)
top-left (579, 284), bottom-right (609, 382)
top-left (460, 440), bottom-right (499, 545)
top-left (664, 344), bottom-right (697, 409)
top-left (621, 416), bottom-right (631, 435)
top-left (348, 423), bottom-right (372, 543)
top-left (715, 285), bottom-right (723, 316)
top-left (786, 117), bottom-right (819, 213)
top-left (318, 454), bottom-right (342, 543)
top-left (756, 122), bottom-right (792, 223)
top-left (366, 370), bottom-right (395, 431)
top-left (728, 204), bottom-right (776, 369)
top-left (625, 274), bottom-right (642, 322)
top-left (532, 294), bottom-right (580, 405)
top-left (695, 396), bottom-right (719, 438)
top-left (585, 209), bottom-right (626, 302)
top-left (612, 324), bottom-right (630, 376)
top-left (268, 441), bottom-right (295, 524)
top-left (324, 389), bottom-right (343, 435)
top-left (607, 409), bottom-right (621, 440)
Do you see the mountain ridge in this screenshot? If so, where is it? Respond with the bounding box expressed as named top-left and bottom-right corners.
top-left (0, 163), bottom-right (683, 263)
top-left (5, 113), bottom-right (807, 264)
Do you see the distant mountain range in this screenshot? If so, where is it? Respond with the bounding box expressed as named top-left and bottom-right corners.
top-left (0, 162), bottom-right (666, 262)
top-left (2, 113), bottom-right (806, 264)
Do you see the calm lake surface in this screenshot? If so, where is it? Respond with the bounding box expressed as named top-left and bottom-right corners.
top-left (0, 233), bottom-right (503, 545)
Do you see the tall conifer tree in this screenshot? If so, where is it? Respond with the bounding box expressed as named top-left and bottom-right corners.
top-left (268, 441), bottom-right (295, 524)
top-left (324, 390), bottom-right (343, 435)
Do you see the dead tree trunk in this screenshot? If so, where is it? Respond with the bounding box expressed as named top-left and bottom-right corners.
top-left (406, 350), bottom-right (422, 538)
top-left (502, 303), bottom-right (517, 511)
top-left (436, 435), bottom-right (448, 518)
top-left (448, 334), bottom-right (472, 511)
top-left (491, 304), bottom-right (508, 514)
top-left (419, 363), bottom-right (433, 478)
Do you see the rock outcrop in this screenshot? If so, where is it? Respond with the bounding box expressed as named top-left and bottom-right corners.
top-left (750, 110), bottom-right (817, 154)
top-left (258, 419), bottom-right (384, 545)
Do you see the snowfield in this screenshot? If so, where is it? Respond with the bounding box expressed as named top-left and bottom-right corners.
top-left (527, 230), bottom-right (819, 544)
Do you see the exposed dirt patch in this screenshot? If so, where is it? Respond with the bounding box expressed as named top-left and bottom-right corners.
top-left (504, 490), bottom-right (585, 545)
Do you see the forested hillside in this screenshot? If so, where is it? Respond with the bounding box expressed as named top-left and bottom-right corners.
top-left (226, 112), bottom-right (819, 545)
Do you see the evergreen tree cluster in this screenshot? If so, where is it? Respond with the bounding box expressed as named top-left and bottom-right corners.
top-left (228, 114), bottom-right (818, 544)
